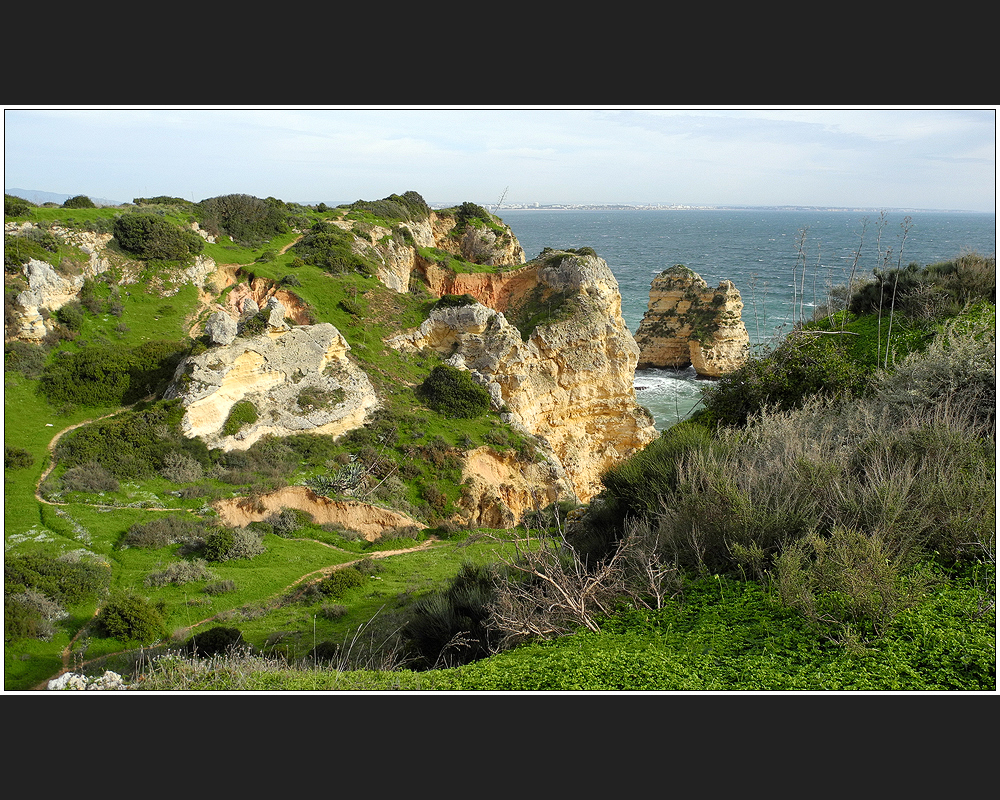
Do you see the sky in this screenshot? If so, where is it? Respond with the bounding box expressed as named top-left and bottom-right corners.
top-left (3, 106), bottom-right (996, 212)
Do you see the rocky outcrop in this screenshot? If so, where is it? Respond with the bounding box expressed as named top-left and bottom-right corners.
top-left (388, 251), bottom-right (658, 503)
top-left (634, 265), bottom-right (750, 378)
top-left (341, 209), bottom-right (525, 293)
top-left (6, 222), bottom-right (117, 340)
top-left (164, 320), bottom-right (379, 451)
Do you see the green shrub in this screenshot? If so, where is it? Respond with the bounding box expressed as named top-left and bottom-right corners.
top-left (202, 527), bottom-right (265, 562)
top-left (699, 330), bottom-right (871, 429)
top-left (112, 213), bottom-right (203, 261)
top-left (433, 293), bottom-right (479, 310)
top-left (290, 221), bottom-right (375, 276)
top-left (4, 341), bottom-right (47, 379)
top-left (4, 552), bottom-right (109, 606)
top-left (197, 194), bottom-right (289, 247)
top-left (237, 310), bottom-right (270, 337)
top-left (345, 191), bottom-right (430, 224)
top-left (186, 625), bottom-right (248, 658)
top-left (4, 445), bottom-right (34, 470)
top-left (62, 195), bottom-right (95, 209)
top-left (401, 562), bottom-right (500, 669)
top-left (55, 301), bottom-right (84, 332)
top-left (97, 590), bottom-right (166, 643)
top-left (417, 364), bottom-right (492, 418)
top-left (316, 567), bottom-right (367, 598)
top-left (222, 401), bottom-right (258, 436)
top-left (39, 340), bottom-right (188, 408)
top-left (5, 193), bottom-right (35, 217)
top-left (55, 400), bottom-right (207, 480)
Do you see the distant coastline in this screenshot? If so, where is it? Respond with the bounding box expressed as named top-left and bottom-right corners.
top-left (490, 203), bottom-right (994, 214)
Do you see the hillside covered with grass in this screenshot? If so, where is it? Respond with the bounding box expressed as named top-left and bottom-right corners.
top-left (4, 191), bottom-right (995, 691)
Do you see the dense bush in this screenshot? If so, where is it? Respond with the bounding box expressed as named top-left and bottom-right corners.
top-left (452, 202), bottom-right (495, 233)
top-left (160, 451), bottom-right (204, 483)
top-left (697, 329), bottom-right (871, 429)
top-left (186, 626), bottom-right (248, 658)
top-left (433, 293), bottom-right (479, 310)
top-left (290, 221), bottom-right (375, 276)
top-left (197, 194), bottom-right (289, 247)
top-left (848, 255), bottom-right (996, 320)
top-left (4, 341), bottom-right (47, 379)
top-left (61, 461), bottom-right (119, 493)
top-left (4, 589), bottom-right (68, 641)
top-left (112, 213), bottom-right (203, 261)
top-left (345, 191), bottom-right (430, 223)
top-left (121, 515), bottom-right (209, 549)
top-left (202, 527), bottom-right (265, 562)
top-left (97, 590), bottom-right (166, 643)
top-left (39, 339), bottom-right (188, 408)
top-left (55, 400), bottom-right (210, 480)
top-left (62, 195), bottom-right (95, 209)
top-left (417, 364), bottom-right (492, 418)
top-left (145, 559), bottom-right (216, 588)
top-left (5, 193), bottom-right (35, 217)
top-left (401, 562), bottom-right (500, 669)
top-left (4, 552), bottom-right (109, 606)
top-left (316, 567), bottom-right (367, 598)
top-left (4, 445), bottom-right (34, 470)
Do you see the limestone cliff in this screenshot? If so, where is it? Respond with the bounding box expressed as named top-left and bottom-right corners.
top-left (164, 318), bottom-right (379, 451)
top-left (341, 208), bottom-right (525, 293)
top-left (634, 264), bottom-right (750, 378)
top-left (389, 251), bottom-right (658, 502)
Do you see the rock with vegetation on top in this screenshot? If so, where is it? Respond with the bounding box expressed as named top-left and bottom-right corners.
top-left (164, 322), bottom-right (378, 450)
top-left (634, 264), bottom-right (750, 378)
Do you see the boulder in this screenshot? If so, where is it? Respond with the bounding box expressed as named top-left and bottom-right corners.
top-left (205, 311), bottom-right (238, 345)
top-left (165, 322), bottom-right (379, 450)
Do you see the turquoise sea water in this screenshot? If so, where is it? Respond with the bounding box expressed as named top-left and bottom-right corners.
top-left (499, 208), bottom-right (997, 430)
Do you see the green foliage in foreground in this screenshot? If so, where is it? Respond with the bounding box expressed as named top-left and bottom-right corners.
top-left (134, 572), bottom-right (995, 691)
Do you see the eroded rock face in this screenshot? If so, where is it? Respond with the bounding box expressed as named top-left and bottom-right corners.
top-left (634, 265), bottom-right (750, 378)
top-left (342, 210), bottom-right (525, 293)
top-left (164, 322), bottom-right (379, 451)
top-left (389, 251), bottom-right (657, 503)
top-left (213, 486), bottom-right (419, 541)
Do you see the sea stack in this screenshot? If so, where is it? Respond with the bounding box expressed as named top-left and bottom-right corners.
top-left (634, 264), bottom-right (750, 378)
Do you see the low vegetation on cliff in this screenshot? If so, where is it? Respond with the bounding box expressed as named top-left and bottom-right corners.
top-left (4, 190), bottom-right (994, 691)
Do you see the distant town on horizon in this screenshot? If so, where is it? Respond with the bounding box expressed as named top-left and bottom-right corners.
top-left (5, 187), bottom-right (992, 216)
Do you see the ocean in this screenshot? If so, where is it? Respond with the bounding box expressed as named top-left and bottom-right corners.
top-left (498, 208), bottom-right (997, 430)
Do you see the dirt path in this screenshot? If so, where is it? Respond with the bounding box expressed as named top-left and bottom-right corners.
top-left (37, 536), bottom-right (440, 690)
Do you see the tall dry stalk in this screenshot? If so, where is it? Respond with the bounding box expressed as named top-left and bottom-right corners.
top-left (883, 216), bottom-right (912, 368)
top-left (843, 217), bottom-right (868, 331)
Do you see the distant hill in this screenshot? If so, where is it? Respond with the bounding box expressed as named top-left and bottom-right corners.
top-left (5, 187), bottom-right (126, 207)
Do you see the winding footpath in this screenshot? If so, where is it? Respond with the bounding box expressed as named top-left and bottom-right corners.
top-left (30, 413), bottom-right (441, 690)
